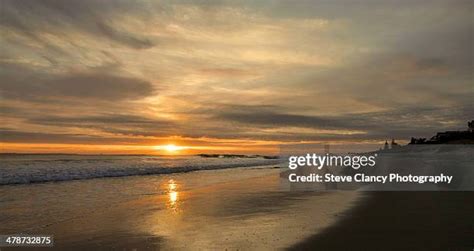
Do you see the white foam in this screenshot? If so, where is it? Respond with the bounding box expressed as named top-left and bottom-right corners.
top-left (0, 155), bottom-right (281, 185)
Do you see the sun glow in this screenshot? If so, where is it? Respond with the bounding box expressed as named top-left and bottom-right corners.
top-left (154, 144), bottom-right (187, 153)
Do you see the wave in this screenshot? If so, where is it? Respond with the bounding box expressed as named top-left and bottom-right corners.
top-left (0, 156), bottom-right (281, 185)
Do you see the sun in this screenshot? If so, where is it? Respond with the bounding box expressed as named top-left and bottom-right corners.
top-left (164, 144), bottom-right (181, 152)
top-left (154, 144), bottom-right (187, 153)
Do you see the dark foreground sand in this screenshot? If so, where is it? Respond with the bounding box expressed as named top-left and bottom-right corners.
top-left (289, 192), bottom-right (474, 251)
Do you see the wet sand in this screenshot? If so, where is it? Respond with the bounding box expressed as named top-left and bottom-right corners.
top-left (0, 166), bottom-right (359, 250)
top-left (289, 192), bottom-right (474, 251)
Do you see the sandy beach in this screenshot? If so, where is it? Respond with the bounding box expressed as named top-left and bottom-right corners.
top-left (290, 192), bottom-right (474, 251)
top-left (0, 166), bottom-right (359, 250)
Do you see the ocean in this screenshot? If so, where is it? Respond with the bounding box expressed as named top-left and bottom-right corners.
top-left (0, 154), bottom-right (281, 185)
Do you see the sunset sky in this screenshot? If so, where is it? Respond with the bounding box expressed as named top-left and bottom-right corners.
top-left (1, 0), bottom-right (472, 154)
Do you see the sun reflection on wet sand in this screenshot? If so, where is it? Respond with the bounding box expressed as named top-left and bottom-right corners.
top-left (166, 179), bottom-right (181, 213)
top-left (169, 191), bottom-right (178, 203)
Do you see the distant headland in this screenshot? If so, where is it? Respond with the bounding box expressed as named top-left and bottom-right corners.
top-left (409, 120), bottom-right (474, 145)
top-left (378, 120), bottom-right (473, 153)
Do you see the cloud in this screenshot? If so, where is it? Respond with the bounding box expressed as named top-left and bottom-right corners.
top-left (198, 68), bottom-right (258, 77)
top-left (27, 113), bottom-right (178, 136)
top-left (213, 105), bottom-right (474, 140)
top-left (0, 0), bottom-right (156, 50)
top-left (29, 114), bottom-right (167, 125)
top-left (0, 62), bottom-right (155, 102)
top-left (94, 21), bottom-right (155, 49)
top-left (45, 73), bottom-right (154, 100)
top-left (0, 129), bottom-right (146, 144)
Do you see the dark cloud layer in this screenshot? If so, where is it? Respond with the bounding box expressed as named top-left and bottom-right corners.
top-left (0, 0), bottom-right (156, 49)
top-left (0, 63), bottom-right (155, 102)
top-left (214, 105), bottom-right (474, 139)
top-left (0, 129), bottom-right (148, 144)
top-left (28, 113), bottom-right (178, 136)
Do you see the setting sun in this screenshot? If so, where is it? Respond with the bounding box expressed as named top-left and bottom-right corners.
top-left (165, 144), bottom-right (181, 152)
top-left (154, 144), bottom-right (187, 153)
